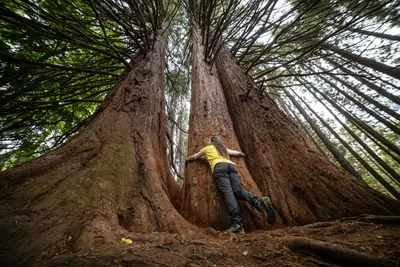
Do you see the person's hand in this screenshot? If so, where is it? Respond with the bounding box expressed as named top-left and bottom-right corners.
top-left (185, 155), bottom-right (195, 164)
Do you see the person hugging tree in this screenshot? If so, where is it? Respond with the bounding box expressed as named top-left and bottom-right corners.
top-left (186, 136), bottom-right (276, 234)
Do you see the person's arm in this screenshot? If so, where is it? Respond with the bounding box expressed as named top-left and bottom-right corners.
top-left (185, 149), bottom-right (205, 164)
top-left (227, 148), bottom-right (245, 157)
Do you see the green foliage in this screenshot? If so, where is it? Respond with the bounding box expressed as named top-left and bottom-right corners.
top-left (0, 0), bottom-right (168, 169)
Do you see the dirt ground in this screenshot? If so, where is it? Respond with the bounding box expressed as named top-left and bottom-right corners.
top-left (36, 215), bottom-right (400, 267)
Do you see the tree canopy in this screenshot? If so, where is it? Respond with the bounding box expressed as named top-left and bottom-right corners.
top-left (1, 0), bottom-right (399, 197)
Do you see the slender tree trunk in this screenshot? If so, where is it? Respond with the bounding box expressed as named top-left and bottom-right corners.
top-left (315, 73), bottom-right (400, 135)
top-left (175, 107), bottom-right (187, 184)
top-left (350, 61), bottom-right (400, 90)
top-left (299, 78), bottom-right (400, 199)
top-left (296, 84), bottom-right (400, 200)
top-left (358, 126), bottom-right (400, 166)
top-left (215, 47), bottom-right (400, 226)
top-left (323, 68), bottom-right (400, 121)
top-left (321, 43), bottom-right (400, 80)
top-left (0, 27), bottom-right (193, 266)
top-left (313, 75), bottom-right (400, 182)
top-left (327, 59), bottom-right (400, 105)
top-left (176, 30), bottom-right (268, 231)
top-left (285, 90), bottom-right (364, 182)
top-left (345, 27), bottom-right (400, 41)
top-left (304, 76), bottom-right (400, 158)
top-left (278, 98), bottom-right (330, 159)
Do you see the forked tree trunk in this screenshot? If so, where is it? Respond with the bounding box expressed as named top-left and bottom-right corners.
top-left (215, 47), bottom-right (400, 226)
top-left (0, 27), bottom-right (194, 266)
top-left (176, 30), bottom-right (269, 231)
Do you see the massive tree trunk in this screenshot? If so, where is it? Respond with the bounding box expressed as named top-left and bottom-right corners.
top-left (215, 47), bottom-right (400, 226)
top-left (176, 31), bottom-right (269, 231)
top-left (0, 27), bottom-right (193, 266)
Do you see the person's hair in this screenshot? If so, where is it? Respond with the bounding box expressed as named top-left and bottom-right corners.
top-left (211, 136), bottom-right (227, 157)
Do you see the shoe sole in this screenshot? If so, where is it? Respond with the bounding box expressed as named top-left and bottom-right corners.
top-left (260, 197), bottom-right (276, 224)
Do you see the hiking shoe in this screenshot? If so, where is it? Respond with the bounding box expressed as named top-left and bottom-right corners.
top-left (258, 197), bottom-right (276, 225)
top-left (228, 223), bottom-right (245, 234)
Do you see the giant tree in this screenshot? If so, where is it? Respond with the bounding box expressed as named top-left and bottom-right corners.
top-left (176, 28), bottom-right (268, 231)
top-left (208, 0), bottom-right (400, 224)
top-left (0, 1), bottom-right (194, 265)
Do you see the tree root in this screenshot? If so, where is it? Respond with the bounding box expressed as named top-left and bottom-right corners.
top-left (356, 215), bottom-right (400, 224)
top-left (301, 222), bottom-right (336, 229)
top-left (285, 237), bottom-right (396, 267)
top-left (338, 214), bottom-right (400, 224)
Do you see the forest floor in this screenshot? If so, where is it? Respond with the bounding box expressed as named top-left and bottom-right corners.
top-left (41, 215), bottom-right (399, 267)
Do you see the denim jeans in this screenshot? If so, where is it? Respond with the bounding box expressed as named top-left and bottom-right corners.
top-left (213, 162), bottom-right (259, 225)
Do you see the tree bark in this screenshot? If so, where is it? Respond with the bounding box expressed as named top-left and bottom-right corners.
top-left (215, 47), bottom-right (400, 226)
top-left (0, 27), bottom-right (193, 266)
top-left (176, 30), bottom-right (268, 231)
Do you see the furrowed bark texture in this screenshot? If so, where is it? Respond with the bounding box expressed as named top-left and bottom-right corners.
top-left (176, 31), bottom-right (269, 231)
top-left (0, 28), bottom-right (193, 266)
top-left (215, 47), bottom-right (400, 226)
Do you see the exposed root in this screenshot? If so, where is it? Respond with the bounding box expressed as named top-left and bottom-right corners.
top-left (356, 215), bottom-right (400, 224)
top-left (301, 222), bottom-right (336, 229)
top-left (285, 237), bottom-right (396, 267)
top-left (338, 214), bottom-right (400, 224)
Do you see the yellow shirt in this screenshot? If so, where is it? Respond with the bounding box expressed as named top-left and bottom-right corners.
top-left (194, 145), bottom-right (239, 173)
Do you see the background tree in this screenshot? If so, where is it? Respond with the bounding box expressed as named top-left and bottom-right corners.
top-left (165, 12), bottom-right (191, 184)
